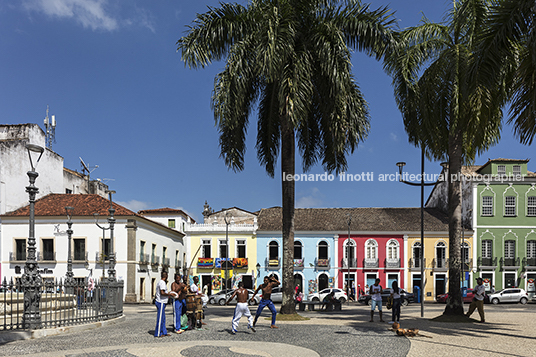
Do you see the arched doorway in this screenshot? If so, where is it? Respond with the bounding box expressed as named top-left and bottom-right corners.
top-left (294, 274), bottom-right (303, 293)
top-left (318, 273), bottom-right (329, 291)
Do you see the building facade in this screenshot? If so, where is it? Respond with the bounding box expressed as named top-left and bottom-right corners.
top-left (0, 194), bottom-right (185, 303)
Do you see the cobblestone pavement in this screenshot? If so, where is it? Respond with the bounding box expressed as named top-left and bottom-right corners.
top-left (0, 303), bottom-right (410, 357)
top-left (1, 302), bottom-right (534, 357)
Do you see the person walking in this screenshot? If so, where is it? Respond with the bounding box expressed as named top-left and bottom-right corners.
top-left (154, 271), bottom-right (171, 337)
top-left (251, 275), bottom-right (280, 328)
top-left (170, 273), bottom-right (187, 334)
top-left (466, 277), bottom-right (486, 323)
top-left (226, 282), bottom-right (256, 334)
top-left (369, 278), bottom-right (384, 322)
top-left (389, 280), bottom-right (401, 324)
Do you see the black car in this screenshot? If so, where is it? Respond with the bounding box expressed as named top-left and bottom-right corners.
top-left (358, 289), bottom-right (414, 306)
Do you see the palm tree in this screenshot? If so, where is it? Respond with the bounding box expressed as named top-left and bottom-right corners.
top-left (475, 0), bottom-right (536, 145)
top-left (385, 0), bottom-right (506, 315)
top-left (177, 0), bottom-right (395, 314)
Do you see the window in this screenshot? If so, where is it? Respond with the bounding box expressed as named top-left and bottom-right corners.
top-left (73, 239), bottom-right (85, 261)
top-left (462, 242), bottom-right (469, 263)
top-left (497, 165), bottom-right (506, 175)
top-left (269, 241), bottom-right (279, 260)
top-left (527, 241), bottom-right (536, 259)
top-left (482, 240), bottom-right (492, 258)
top-left (412, 242), bottom-right (422, 267)
top-left (104, 238), bottom-right (112, 260)
top-left (318, 241), bottom-right (328, 260)
top-left (504, 240), bottom-right (515, 259)
top-left (513, 165), bottom-right (521, 175)
top-left (482, 196), bottom-right (493, 216)
top-left (345, 240), bottom-right (356, 267)
top-left (168, 219), bottom-right (176, 228)
top-left (151, 243), bottom-right (157, 263)
top-left (140, 241), bottom-right (146, 255)
top-left (236, 239), bottom-right (246, 258)
top-left (219, 240), bottom-right (228, 258)
top-left (201, 239), bottom-right (211, 258)
top-left (387, 240), bottom-right (399, 259)
top-left (365, 240), bottom-right (377, 259)
top-left (65, 188), bottom-right (72, 194)
top-left (294, 241), bottom-right (303, 260)
top-left (162, 246), bottom-right (167, 261)
top-left (504, 196), bottom-right (516, 216)
top-left (15, 239), bottom-right (26, 261)
top-left (435, 242), bottom-right (446, 268)
top-left (42, 239), bottom-right (54, 261)
top-left (528, 196), bottom-right (536, 216)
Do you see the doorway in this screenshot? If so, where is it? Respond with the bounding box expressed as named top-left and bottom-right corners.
top-left (139, 277), bottom-right (145, 302)
top-left (504, 273), bottom-right (516, 288)
top-left (387, 274), bottom-right (399, 291)
top-left (202, 275), bottom-right (212, 296)
top-left (294, 274), bottom-right (303, 293)
top-left (435, 274), bottom-right (446, 297)
top-left (318, 273), bottom-right (329, 291)
top-left (242, 275), bottom-right (253, 290)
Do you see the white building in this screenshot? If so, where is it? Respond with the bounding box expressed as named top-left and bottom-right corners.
top-left (0, 194), bottom-right (185, 303)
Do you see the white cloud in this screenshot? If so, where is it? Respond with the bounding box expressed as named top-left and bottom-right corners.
top-left (390, 132), bottom-right (398, 142)
top-left (22, 0), bottom-right (155, 32)
top-left (116, 199), bottom-right (151, 212)
top-left (296, 187), bottom-right (324, 208)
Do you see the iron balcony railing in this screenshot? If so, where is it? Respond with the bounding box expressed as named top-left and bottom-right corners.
top-left (341, 258), bottom-right (357, 269)
top-left (478, 257), bottom-right (497, 268)
top-left (293, 259), bottom-right (305, 269)
top-left (95, 251), bottom-right (111, 262)
top-left (162, 257), bottom-right (170, 268)
top-left (266, 257), bottom-right (280, 269)
top-left (500, 257), bottom-right (520, 268)
top-left (151, 255), bottom-right (160, 266)
top-left (409, 258), bottom-right (426, 269)
top-left (72, 251), bottom-right (89, 262)
top-left (385, 258), bottom-right (400, 269)
top-left (363, 258), bottom-right (378, 269)
top-left (37, 251), bottom-right (56, 262)
top-left (432, 258), bottom-right (449, 269)
top-left (175, 260), bottom-right (182, 269)
top-left (0, 276), bottom-right (123, 331)
top-left (315, 258), bottom-right (331, 269)
top-left (139, 253), bottom-right (150, 264)
top-left (523, 257), bottom-right (536, 267)
top-left (9, 252), bottom-right (26, 262)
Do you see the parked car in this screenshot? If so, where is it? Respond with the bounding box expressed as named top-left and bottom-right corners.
top-left (358, 289), bottom-right (414, 306)
top-left (211, 289), bottom-right (260, 306)
top-left (208, 290), bottom-right (232, 305)
top-left (488, 288), bottom-right (529, 305)
top-left (436, 289), bottom-right (490, 304)
top-left (254, 286), bottom-right (283, 303)
top-left (308, 288), bottom-right (348, 303)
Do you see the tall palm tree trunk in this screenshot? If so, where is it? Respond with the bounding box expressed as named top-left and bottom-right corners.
top-left (444, 127), bottom-right (464, 315)
top-left (280, 114), bottom-right (296, 314)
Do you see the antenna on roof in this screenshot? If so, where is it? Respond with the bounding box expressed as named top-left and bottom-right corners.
top-left (79, 157), bottom-right (99, 194)
top-left (43, 105), bottom-right (56, 149)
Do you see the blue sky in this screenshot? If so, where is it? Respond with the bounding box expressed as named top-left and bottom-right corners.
top-left (1, 0), bottom-right (532, 222)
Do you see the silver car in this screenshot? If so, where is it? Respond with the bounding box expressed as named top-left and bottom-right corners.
top-left (255, 287), bottom-right (282, 303)
top-left (488, 288), bottom-right (529, 305)
top-left (215, 289), bottom-right (260, 306)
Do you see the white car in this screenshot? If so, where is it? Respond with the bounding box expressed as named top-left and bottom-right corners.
top-left (308, 288), bottom-right (348, 303)
top-left (488, 288), bottom-right (529, 305)
top-left (255, 287), bottom-right (283, 303)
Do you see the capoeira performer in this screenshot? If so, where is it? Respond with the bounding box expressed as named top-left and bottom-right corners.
top-left (251, 274), bottom-right (280, 329)
top-left (226, 282), bottom-right (256, 334)
top-left (170, 273), bottom-right (187, 334)
top-left (154, 271), bottom-right (171, 337)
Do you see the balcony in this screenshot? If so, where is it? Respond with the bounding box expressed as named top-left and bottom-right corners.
top-left (363, 258), bottom-right (378, 269)
top-left (432, 258), bottom-right (449, 270)
top-left (175, 260), bottom-right (182, 270)
top-left (139, 253), bottom-right (150, 265)
top-left (215, 258), bottom-right (233, 269)
top-left (9, 252), bottom-right (26, 262)
top-left (409, 258), bottom-right (426, 269)
top-left (266, 257), bottom-right (280, 269)
top-left (233, 258), bottom-right (248, 269)
top-left (385, 258), bottom-right (400, 269)
top-left (462, 258), bottom-right (473, 272)
top-left (72, 251), bottom-right (89, 263)
top-left (315, 258), bottom-right (330, 270)
top-left (37, 251), bottom-right (56, 262)
top-left (341, 258), bottom-right (357, 269)
top-left (96, 251), bottom-right (111, 262)
top-left (294, 258), bottom-right (305, 269)
top-left (162, 257), bottom-right (170, 268)
top-left (500, 257), bottom-right (520, 270)
top-left (198, 257), bottom-right (214, 268)
top-left (523, 257), bottom-right (536, 270)
top-left (478, 257), bottom-right (497, 268)
top-left (151, 255), bottom-right (160, 266)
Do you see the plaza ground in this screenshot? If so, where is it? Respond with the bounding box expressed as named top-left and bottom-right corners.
top-left (0, 302), bottom-right (534, 356)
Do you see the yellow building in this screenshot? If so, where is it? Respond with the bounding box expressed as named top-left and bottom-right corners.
top-left (405, 232), bottom-right (473, 301)
top-left (185, 204), bottom-right (258, 296)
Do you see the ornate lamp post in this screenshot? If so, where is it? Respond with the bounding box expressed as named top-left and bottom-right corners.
top-left (346, 213), bottom-right (351, 305)
top-left (22, 143), bottom-right (44, 329)
top-left (396, 149), bottom-right (447, 317)
top-left (65, 206), bottom-right (75, 293)
top-left (94, 190), bottom-right (116, 281)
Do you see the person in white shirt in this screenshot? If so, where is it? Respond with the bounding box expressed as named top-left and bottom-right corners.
top-left (466, 277), bottom-right (486, 323)
top-left (369, 278), bottom-right (384, 322)
top-left (154, 271), bottom-right (171, 337)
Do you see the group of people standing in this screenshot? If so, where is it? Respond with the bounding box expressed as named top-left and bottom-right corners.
top-left (154, 272), bottom-right (206, 337)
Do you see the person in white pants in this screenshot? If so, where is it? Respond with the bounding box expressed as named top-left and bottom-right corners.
top-left (226, 282), bottom-right (256, 334)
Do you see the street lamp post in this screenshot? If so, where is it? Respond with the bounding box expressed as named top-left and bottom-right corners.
top-left (22, 143), bottom-right (44, 329)
top-left (224, 212), bottom-right (231, 291)
top-left (396, 148), bottom-right (447, 317)
top-left (346, 213), bottom-right (351, 305)
top-left (65, 206), bottom-right (75, 293)
top-left (93, 190), bottom-right (116, 282)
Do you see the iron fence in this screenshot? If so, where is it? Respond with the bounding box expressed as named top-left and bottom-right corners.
top-left (0, 277), bottom-right (123, 331)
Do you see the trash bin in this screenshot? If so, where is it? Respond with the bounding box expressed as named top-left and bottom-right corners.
top-left (462, 287), bottom-right (468, 297)
top-left (413, 286), bottom-right (421, 303)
